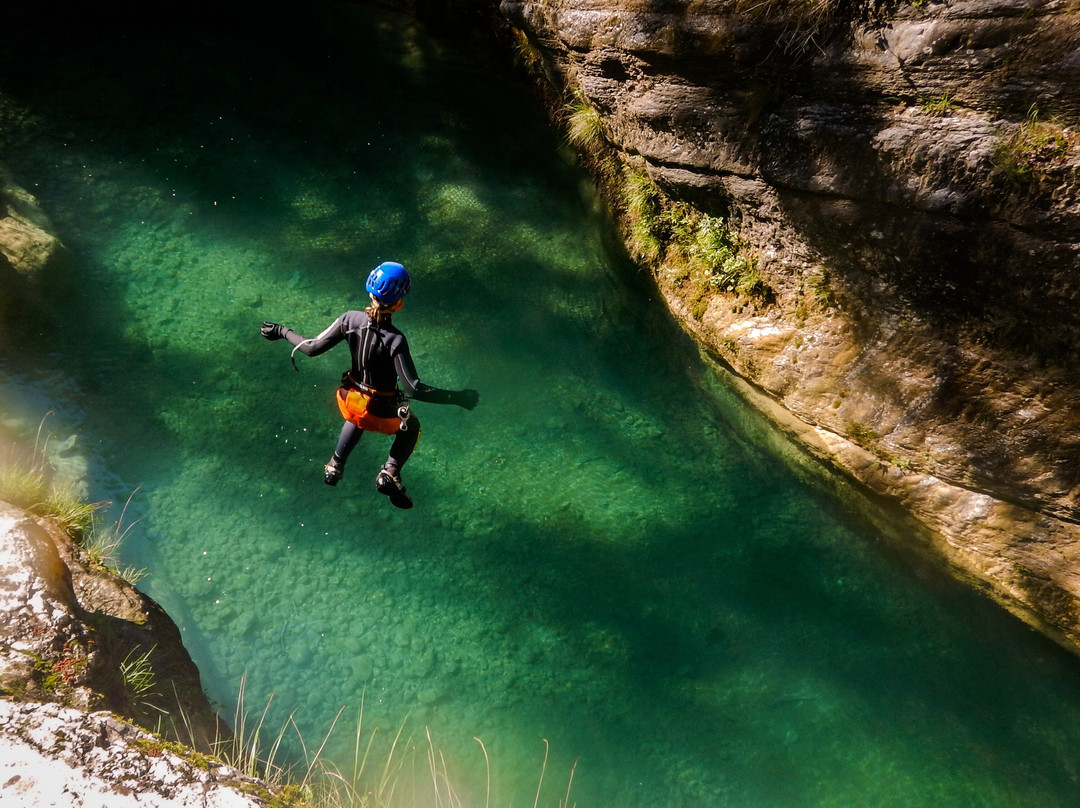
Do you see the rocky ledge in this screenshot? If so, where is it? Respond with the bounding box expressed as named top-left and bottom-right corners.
top-left (0, 700), bottom-right (266, 808)
top-left (500, 0), bottom-right (1080, 650)
top-left (0, 500), bottom-right (278, 806)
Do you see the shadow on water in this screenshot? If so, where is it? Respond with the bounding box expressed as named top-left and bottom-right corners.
top-left (5, 3), bottom-right (1080, 807)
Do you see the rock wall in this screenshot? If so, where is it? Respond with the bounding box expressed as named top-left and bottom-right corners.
top-left (499, 0), bottom-right (1080, 650)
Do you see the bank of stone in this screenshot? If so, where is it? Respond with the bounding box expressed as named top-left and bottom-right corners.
top-left (499, 0), bottom-right (1080, 650)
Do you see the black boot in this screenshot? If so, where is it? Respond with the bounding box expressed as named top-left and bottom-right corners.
top-left (375, 465), bottom-right (413, 509)
top-left (324, 455), bottom-right (344, 486)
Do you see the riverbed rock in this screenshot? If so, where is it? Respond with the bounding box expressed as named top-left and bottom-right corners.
top-left (500, 0), bottom-right (1080, 651)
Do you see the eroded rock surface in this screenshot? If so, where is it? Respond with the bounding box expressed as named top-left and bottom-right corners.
top-left (501, 0), bottom-right (1080, 649)
top-left (0, 500), bottom-right (222, 750)
top-left (0, 700), bottom-right (266, 808)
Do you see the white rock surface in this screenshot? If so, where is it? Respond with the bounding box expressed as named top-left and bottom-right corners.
top-left (0, 700), bottom-right (266, 808)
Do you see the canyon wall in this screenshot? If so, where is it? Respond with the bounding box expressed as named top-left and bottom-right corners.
top-left (498, 0), bottom-right (1080, 650)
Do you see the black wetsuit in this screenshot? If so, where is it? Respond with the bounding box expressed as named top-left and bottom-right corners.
top-left (277, 310), bottom-right (472, 470)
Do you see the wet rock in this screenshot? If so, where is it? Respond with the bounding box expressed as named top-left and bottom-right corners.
top-left (0, 165), bottom-right (64, 277)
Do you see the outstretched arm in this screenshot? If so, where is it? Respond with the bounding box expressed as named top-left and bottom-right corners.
top-left (394, 345), bottom-right (479, 409)
top-left (260, 318), bottom-right (345, 357)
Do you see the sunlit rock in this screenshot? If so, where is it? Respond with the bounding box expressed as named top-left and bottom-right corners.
top-left (502, 0), bottom-right (1080, 652)
top-left (0, 500), bottom-right (223, 750)
top-left (0, 700), bottom-right (266, 808)
top-left (0, 166), bottom-right (64, 276)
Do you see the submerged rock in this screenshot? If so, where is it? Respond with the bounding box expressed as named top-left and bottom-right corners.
top-left (0, 165), bottom-right (64, 277)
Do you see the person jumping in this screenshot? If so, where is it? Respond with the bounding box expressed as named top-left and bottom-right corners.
top-left (260, 261), bottom-right (479, 509)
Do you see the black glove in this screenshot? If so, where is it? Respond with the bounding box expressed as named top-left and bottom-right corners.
top-left (261, 321), bottom-right (288, 341)
top-left (454, 389), bottom-right (480, 410)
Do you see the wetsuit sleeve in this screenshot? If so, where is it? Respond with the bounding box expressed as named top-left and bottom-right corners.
top-left (394, 341), bottom-right (479, 409)
top-left (281, 317), bottom-right (346, 357)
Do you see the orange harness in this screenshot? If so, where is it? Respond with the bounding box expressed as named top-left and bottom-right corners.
top-left (336, 387), bottom-right (406, 435)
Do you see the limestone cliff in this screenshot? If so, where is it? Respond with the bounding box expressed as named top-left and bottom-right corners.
top-left (498, 0), bottom-right (1080, 650)
top-left (0, 700), bottom-right (268, 808)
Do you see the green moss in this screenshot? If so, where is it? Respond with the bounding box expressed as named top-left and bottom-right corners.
top-left (847, 422), bottom-right (880, 448)
top-left (132, 737), bottom-right (215, 771)
top-left (266, 785), bottom-right (317, 808)
top-left (613, 167), bottom-right (766, 304)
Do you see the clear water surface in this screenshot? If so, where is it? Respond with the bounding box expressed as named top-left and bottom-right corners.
top-left (2, 5), bottom-right (1080, 807)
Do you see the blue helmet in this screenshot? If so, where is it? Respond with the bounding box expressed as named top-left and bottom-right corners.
top-left (365, 261), bottom-right (411, 305)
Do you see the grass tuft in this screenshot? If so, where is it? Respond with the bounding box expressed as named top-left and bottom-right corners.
top-left (565, 91), bottom-right (605, 153)
top-left (993, 104), bottom-right (1073, 180)
top-left (209, 678), bottom-right (578, 808)
top-left (0, 414), bottom-right (145, 585)
top-left (732, 0), bottom-right (845, 54)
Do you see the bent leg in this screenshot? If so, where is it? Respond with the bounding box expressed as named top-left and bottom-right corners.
top-left (325, 421), bottom-right (364, 487)
top-left (335, 420), bottom-right (364, 461)
top-left (385, 413), bottom-right (420, 471)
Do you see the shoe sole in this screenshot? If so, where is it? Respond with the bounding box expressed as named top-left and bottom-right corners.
top-left (376, 474), bottom-right (413, 509)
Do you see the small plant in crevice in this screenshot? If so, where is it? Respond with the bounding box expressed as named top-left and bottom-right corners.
top-left (617, 169), bottom-right (665, 262)
top-left (121, 645), bottom-right (159, 700)
top-left (562, 89), bottom-right (621, 183)
top-left (0, 414), bottom-right (146, 585)
top-left (846, 420), bottom-right (881, 450)
top-left (992, 104), bottom-right (1073, 180)
top-left (32, 638), bottom-right (91, 702)
top-left (117, 644), bottom-right (173, 722)
top-left (731, 0), bottom-right (845, 55)
top-left (565, 90), bottom-right (605, 153)
top-left (795, 267), bottom-right (837, 322)
top-left (919, 91), bottom-right (955, 117)
top-left (509, 28), bottom-right (546, 78)
top-left (615, 167), bottom-right (765, 313)
top-left (553, 79), bottom-right (768, 314)
top-left (80, 489), bottom-right (147, 586)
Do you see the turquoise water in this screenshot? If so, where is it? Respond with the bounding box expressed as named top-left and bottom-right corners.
top-left (4, 4), bottom-right (1080, 806)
